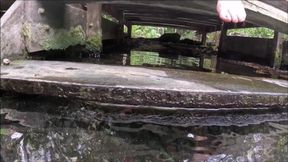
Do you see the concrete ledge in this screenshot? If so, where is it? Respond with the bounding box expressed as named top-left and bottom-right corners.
top-left (1, 60), bottom-right (288, 108)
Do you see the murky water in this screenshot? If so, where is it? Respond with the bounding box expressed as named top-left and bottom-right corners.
top-left (1, 94), bottom-right (287, 162)
top-left (30, 48), bottom-right (284, 79)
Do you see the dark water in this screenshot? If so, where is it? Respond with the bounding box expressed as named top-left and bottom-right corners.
top-left (31, 50), bottom-right (212, 72)
top-left (1, 95), bottom-right (288, 162)
top-left (31, 49), bottom-right (280, 79)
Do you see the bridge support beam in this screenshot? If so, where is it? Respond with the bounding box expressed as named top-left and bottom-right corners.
top-left (1, 1), bottom-right (103, 60)
top-left (271, 32), bottom-right (284, 69)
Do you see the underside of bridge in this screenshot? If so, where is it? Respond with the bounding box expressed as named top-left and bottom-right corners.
top-left (1, 1), bottom-right (287, 67)
top-left (0, 0), bottom-right (287, 69)
top-left (101, 1), bottom-right (287, 33)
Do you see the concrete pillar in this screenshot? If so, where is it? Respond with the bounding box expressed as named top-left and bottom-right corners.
top-left (127, 23), bottom-right (132, 38)
top-left (282, 41), bottom-right (288, 68)
top-left (1, 1), bottom-right (25, 59)
top-left (218, 24), bottom-right (228, 55)
top-left (86, 2), bottom-right (102, 53)
top-left (196, 31), bottom-right (202, 41)
top-left (199, 55), bottom-right (204, 69)
top-left (201, 32), bottom-right (207, 46)
top-left (116, 11), bottom-right (125, 44)
top-left (271, 31), bottom-right (284, 68)
top-left (212, 24), bottom-right (227, 72)
top-left (22, 1), bottom-right (88, 52)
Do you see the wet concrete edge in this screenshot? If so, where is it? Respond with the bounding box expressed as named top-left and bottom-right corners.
top-left (1, 78), bottom-right (287, 109)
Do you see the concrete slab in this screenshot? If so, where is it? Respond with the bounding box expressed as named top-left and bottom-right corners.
top-left (1, 60), bottom-right (288, 108)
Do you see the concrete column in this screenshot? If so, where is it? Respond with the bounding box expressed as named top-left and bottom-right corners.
top-left (282, 41), bottom-right (288, 68)
top-left (271, 31), bottom-right (284, 68)
top-left (86, 2), bottom-right (102, 53)
top-left (196, 31), bottom-right (202, 41)
top-left (218, 24), bottom-right (228, 55)
top-left (127, 23), bottom-right (132, 38)
top-left (212, 24), bottom-right (227, 73)
top-left (201, 32), bottom-right (207, 46)
top-left (22, 1), bottom-right (88, 52)
top-left (199, 55), bottom-right (204, 69)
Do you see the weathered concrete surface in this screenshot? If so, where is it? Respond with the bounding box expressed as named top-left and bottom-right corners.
top-left (1, 1), bottom-right (103, 59)
top-left (1, 60), bottom-right (287, 108)
top-left (0, 1), bottom-right (25, 59)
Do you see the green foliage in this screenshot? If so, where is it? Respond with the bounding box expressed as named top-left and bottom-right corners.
top-left (227, 27), bottom-right (274, 38)
top-left (132, 25), bottom-right (162, 38)
top-left (131, 25), bottom-right (278, 41)
top-left (0, 128), bottom-right (9, 135)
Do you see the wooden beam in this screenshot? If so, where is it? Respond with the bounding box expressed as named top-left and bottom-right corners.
top-left (127, 17), bottom-right (215, 31)
top-left (124, 15), bottom-right (218, 26)
top-left (243, 0), bottom-right (288, 24)
top-left (130, 21), bottom-right (204, 31)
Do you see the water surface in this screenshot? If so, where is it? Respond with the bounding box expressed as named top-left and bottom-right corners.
top-left (1, 95), bottom-right (287, 162)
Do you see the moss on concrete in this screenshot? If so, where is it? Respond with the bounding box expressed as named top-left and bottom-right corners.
top-left (274, 49), bottom-right (282, 68)
top-left (41, 25), bottom-right (86, 50)
top-left (21, 22), bottom-right (31, 39)
top-left (86, 33), bottom-right (102, 52)
top-left (22, 23), bottom-right (102, 52)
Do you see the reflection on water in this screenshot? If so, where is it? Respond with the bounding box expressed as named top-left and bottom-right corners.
top-left (130, 51), bottom-right (201, 68)
top-left (100, 51), bottom-right (212, 71)
top-left (1, 95), bottom-right (288, 162)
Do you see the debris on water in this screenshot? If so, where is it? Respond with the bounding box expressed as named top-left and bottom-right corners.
top-left (122, 53), bottom-right (128, 65)
top-left (187, 133), bottom-right (194, 138)
top-left (38, 7), bottom-right (45, 14)
top-left (206, 154), bottom-right (227, 162)
top-left (3, 58), bottom-right (11, 65)
top-left (11, 132), bottom-right (23, 140)
top-left (236, 156), bottom-right (246, 162)
top-left (253, 134), bottom-right (263, 143)
top-left (70, 157), bottom-right (77, 162)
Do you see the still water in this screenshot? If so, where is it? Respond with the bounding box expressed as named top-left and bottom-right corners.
top-left (1, 94), bottom-right (287, 162)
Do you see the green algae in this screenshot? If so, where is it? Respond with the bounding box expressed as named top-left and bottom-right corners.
top-left (21, 22), bottom-right (102, 52)
top-left (86, 33), bottom-right (102, 52)
top-left (41, 25), bottom-right (86, 50)
top-left (21, 22), bottom-right (31, 39)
